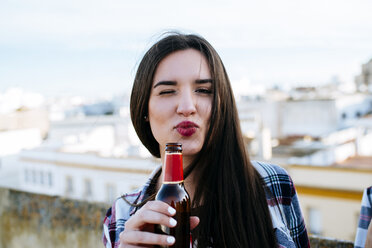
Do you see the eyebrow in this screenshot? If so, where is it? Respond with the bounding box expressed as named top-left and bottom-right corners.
top-left (153, 81), bottom-right (176, 88)
top-left (196, 79), bottom-right (213, 84)
top-left (153, 79), bottom-right (213, 88)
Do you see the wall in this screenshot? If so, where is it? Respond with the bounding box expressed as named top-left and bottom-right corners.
top-left (288, 164), bottom-right (372, 241)
top-left (0, 188), bottom-right (109, 248)
top-left (299, 194), bottom-right (361, 240)
top-left (281, 99), bottom-right (338, 137)
top-left (0, 188), bottom-right (355, 248)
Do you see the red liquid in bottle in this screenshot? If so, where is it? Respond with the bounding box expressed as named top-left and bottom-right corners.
top-left (155, 143), bottom-right (191, 248)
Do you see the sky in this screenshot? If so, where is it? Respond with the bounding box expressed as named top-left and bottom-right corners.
top-left (1, 0), bottom-right (372, 98)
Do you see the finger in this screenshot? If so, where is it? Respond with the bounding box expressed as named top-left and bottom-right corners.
top-left (119, 244), bottom-right (141, 248)
top-left (125, 210), bottom-right (177, 230)
top-left (142, 200), bottom-right (176, 216)
top-left (190, 216), bottom-right (200, 230)
top-left (120, 244), bottom-right (153, 248)
top-left (119, 231), bottom-right (147, 248)
top-left (121, 230), bottom-right (175, 246)
top-left (119, 244), bottom-right (151, 248)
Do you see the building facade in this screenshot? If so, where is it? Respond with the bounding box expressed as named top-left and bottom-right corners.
top-left (2, 149), bottom-right (159, 204)
top-left (288, 158), bottom-right (372, 241)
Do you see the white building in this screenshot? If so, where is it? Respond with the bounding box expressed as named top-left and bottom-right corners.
top-left (288, 157), bottom-right (372, 241)
top-left (355, 58), bottom-right (372, 92)
top-left (238, 92), bottom-right (372, 139)
top-left (1, 148), bottom-right (159, 204)
top-left (48, 115), bottom-right (150, 158)
top-left (237, 91), bottom-right (372, 164)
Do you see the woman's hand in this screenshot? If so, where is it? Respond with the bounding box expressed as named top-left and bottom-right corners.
top-left (119, 200), bottom-right (200, 247)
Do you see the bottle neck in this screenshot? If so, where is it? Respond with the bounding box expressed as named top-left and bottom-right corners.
top-left (163, 152), bottom-right (184, 184)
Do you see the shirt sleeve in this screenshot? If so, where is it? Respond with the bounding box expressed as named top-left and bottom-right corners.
top-left (354, 186), bottom-right (372, 248)
top-left (253, 161), bottom-right (310, 248)
top-left (102, 202), bottom-right (122, 248)
top-left (285, 174), bottom-right (310, 248)
top-left (102, 196), bottom-right (138, 248)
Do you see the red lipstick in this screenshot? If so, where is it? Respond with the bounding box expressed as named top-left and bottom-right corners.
top-left (175, 121), bottom-right (198, 137)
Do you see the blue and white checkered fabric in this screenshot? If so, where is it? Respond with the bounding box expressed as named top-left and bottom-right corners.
top-left (355, 186), bottom-right (372, 248)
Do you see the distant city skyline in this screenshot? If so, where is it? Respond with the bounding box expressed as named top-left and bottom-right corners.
top-left (1, 0), bottom-right (372, 97)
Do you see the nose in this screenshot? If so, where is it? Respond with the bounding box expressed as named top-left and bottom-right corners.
top-left (176, 90), bottom-right (196, 117)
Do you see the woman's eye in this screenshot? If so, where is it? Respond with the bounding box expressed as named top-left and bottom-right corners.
top-left (196, 88), bottom-right (212, 94)
top-left (159, 90), bottom-right (176, 95)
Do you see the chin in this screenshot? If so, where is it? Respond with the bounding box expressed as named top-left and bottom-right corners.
top-left (181, 145), bottom-right (202, 156)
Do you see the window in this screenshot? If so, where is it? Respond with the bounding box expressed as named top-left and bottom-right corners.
top-left (32, 170), bottom-right (37, 184)
top-left (65, 176), bottom-right (74, 195)
top-left (40, 171), bottom-right (44, 185)
top-left (47, 172), bottom-right (53, 187)
top-left (84, 178), bottom-right (92, 197)
top-left (308, 207), bottom-right (322, 235)
top-left (24, 169), bottom-right (29, 183)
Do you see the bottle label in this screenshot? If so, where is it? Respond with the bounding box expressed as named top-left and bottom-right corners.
top-left (163, 153), bottom-right (183, 183)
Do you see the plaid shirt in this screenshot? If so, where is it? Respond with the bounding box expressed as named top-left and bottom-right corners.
top-left (102, 161), bottom-right (310, 248)
top-left (355, 186), bottom-right (372, 248)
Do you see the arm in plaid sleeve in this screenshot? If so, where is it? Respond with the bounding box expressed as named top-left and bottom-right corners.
top-left (102, 192), bottom-right (143, 248)
top-left (285, 173), bottom-right (310, 248)
top-left (253, 161), bottom-right (310, 248)
top-left (102, 206), bottom-right (114, 248)
top-left (355, 186), bottom-right (372, 248)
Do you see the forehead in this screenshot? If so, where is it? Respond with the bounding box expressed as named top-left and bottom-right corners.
top-left (153, 49), bottom-right (211, 82)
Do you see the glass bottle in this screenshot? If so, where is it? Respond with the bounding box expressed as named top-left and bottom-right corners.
top-left (155, 143), bottom-right (191, 248)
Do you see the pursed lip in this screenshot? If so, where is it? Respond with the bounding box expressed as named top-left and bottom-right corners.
top-left (175, 121), bottom-right (199, 137)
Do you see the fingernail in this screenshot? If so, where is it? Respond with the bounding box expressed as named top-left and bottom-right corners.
top-left (167, 236), bottom-right (175, 244)
top-left (169, 218), bottom-right (177, 227)
top-left (168, 207), bottom-right (176, 215)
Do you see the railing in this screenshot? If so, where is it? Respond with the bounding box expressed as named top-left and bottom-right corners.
top-left (0, 188), bottom-right (355, 248)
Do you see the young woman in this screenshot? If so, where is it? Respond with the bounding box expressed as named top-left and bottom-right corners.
top-left (103, 33), bottom-right (310, 247)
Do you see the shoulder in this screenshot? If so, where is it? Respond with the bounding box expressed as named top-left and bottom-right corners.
top-left (115, 189), bottom-right (144, 219)
top-left (252, 160), bottom-right (289, 178)
top-left (361, 186), bottom-right (372, 208)
top-left (252, 160), bottom-right (295, 206)
top-left (366, 186), bottom-right (372, 201)
top-left (252, 161), bottom-right (294, 195)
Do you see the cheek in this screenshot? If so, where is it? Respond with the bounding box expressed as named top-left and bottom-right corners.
top-left (148, 98), bottom-right (160, 121)
top-left (148, 118), bottom-right (164, 146)
top-left (149, 102), bottom-right (169, 124)
top-left (148, 102), bottom-right (170, 139)
top-left (198, 101), bottom-right (212, 138)
top-left (200, 100), bottom-right (212, 119)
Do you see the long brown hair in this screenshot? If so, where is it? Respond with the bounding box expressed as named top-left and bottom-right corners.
top-left (130, 32), bottom-right (276, 247)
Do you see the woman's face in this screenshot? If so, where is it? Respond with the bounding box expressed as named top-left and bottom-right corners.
top-left (148, 49), bottom-right (213, 163)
